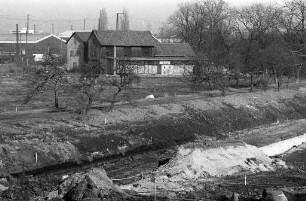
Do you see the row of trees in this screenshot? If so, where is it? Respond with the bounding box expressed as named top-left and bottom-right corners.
top-left (166, 0), bottom-right (306, 91)
top-left (98, 8), bottom-right (130, 31)
top-left (24, 54), bottom-right (137, 115)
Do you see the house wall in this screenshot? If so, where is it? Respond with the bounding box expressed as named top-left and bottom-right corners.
top-left (100, 46), bottom-right (153, 58)
top-left (131, 61), bottom-right (193, 76)
top-left (87, 34), bottom-right (101, 65)
top-left (67, 36), bottom-right (84, 70)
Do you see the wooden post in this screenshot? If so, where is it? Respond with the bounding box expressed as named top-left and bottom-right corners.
top-left (16, 24), bottom-right (20, 66)
top-left (113, 45), bottom-right (116, 75)
top-left (154, 175), bottom-right (156, 201)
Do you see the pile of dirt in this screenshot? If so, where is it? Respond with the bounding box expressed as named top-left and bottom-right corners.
top-left (162, 142), bottom-right (286, 178)
top-left (122, 142), bottom-right (286, 197)
top-left (57, 167), bottom-right (127, 201)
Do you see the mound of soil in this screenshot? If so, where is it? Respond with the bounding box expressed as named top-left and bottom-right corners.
top-left (122, 142), bottom-right (286, 195)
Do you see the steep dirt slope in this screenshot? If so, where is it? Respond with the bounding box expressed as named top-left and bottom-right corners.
top-left (0, 89), bottom-right (306, 175)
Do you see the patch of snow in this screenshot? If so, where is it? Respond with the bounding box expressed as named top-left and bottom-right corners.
top-left (145, 94), bottom-right (155, 99)
top-left (260, 133), bottom-right (306, 157)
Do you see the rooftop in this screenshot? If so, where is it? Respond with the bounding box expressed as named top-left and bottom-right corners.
top-left (66, 32), bottom-right (92, 43)
top-left (93, 30), bottom-right (156, 47)
top-left (156, 43), bottom-right (196, 58)
top-left (0, 34), bottom-right (65, 43)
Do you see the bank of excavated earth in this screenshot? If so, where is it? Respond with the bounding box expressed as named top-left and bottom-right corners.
top-left (1, 89), bottom-right (306, 176)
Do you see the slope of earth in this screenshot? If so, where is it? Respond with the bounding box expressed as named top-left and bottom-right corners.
top-left (0, 88), bottom-right (306, 176)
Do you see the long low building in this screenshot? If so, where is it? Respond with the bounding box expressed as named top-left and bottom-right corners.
top-left (0, 34), bottom-right (67, 64)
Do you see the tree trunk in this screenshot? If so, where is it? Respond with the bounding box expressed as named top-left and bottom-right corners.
top-left (236, 76), bottom-right (239, 88)
top-left (207, 77), bottom-right (213, 91)
top-left (274, 74), bottom-right (278, 85)
top-left (275, 76), bottom-right (279, 90)
top-left (296, 66), bottom-right (301, 83)
top-left (54, 89), bottom-right (59, 109)
top-left (249, 74), bottom-right (253, 92)
top-left (110, 87), bottom-right (121, 112)
top-left (221, 86), bottom-right (226, 96)
top-left (84, 96), bottom-right (92, 115)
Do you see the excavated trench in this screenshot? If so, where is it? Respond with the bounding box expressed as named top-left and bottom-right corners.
top-left (1, 90), bottom-right (306, 200)
top-left (3, 92), bottom-right (306, 175)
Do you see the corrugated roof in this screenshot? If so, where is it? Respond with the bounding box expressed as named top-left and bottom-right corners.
top-left (59, 30), bottom-right (91, 38)
top-left (155, 43), bottom-right (196, 58)
top-left (0, 33), bottom-right (51, 42)
top-left (93, 30), bottom-right (156, 46)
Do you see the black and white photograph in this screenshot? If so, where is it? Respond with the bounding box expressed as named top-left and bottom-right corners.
top-left (1, 0), bottom-right (306, 200)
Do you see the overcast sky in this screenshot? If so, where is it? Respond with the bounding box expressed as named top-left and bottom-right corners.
top-left (0, 0), bottom-right (284, 35)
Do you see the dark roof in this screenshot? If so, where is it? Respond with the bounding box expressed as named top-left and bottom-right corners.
top-left (155, 43), bottom-right (196, 58)
top-left (76, 32), bottom-right (91, 42)
top-left (66, 32), bottom-right (91, 43)
top-left (93, 30), bottom-right (156, 46)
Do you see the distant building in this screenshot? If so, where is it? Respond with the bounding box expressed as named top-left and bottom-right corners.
top-left (0, 34), bottom-right (67, 64)
top-left (66, 31), bottom-right (91, 69)
top-left (59, 30), bottom-right (92, 42)
top-left (9, 27), bottom-right (35, 35)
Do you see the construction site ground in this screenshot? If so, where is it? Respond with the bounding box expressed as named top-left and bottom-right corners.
top-left (1, 73), bottom-right (306, 200)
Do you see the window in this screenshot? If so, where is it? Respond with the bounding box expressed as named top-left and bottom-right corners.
top-left (124, 47), bottom-right (132, 57)
top-left (106, 47), bottom-right (113, 57)
top-left (141, 47), bottom-right (151, 57)
top-left (70, 50), bottom-right (74, 57)
top-left (75, 50), bottom-right (81, 56)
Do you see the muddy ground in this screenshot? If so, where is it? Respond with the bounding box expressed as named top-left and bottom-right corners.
top-left (1, 74), bottom-right (306, 200)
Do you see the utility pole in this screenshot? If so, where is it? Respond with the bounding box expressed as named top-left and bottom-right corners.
top-left (34, 24), bottom-right (36, 34)
top-left (83, 18), bottom-right (86, 30)
top-left (26, 14), bottom-right (29, 46)
top-left (51, 24), bottom-right (54, 34)
top-left (25, 13), bottom-right (29, 66)
top-left (16, 24), bottom-right (19, 66)
top-left (116, 13), bottom-right (123, 31)
top-left (70, 25), bottom-right (73, 30)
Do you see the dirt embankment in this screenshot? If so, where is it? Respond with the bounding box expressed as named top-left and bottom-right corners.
top-left (1, 89), bottom-right (306, 176)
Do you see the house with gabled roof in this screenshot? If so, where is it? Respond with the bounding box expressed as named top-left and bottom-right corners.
top-left (0, 34), bottom-right (67, 64)
top-left (67, 30), bottom-right (195, 76)
top-left (87, 30), bottom-right (157, 74)
top-left (66, 31), bottom-right (91, 70)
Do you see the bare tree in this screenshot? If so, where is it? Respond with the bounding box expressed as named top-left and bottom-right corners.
top-left (120, 8), bottom-right (130, 31)
top-left (98, 8), bottom-right (108, 30)
top-left (234, 3), bottom-right (282, 91)
top-left (103, 58), bottom-right (139, 111)
top-left (73, 65), bottom-right (103, 115)
top-left (24, 53), bottom-right (67, 109)
top-left (280, 0), bottom-right (306, 82)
